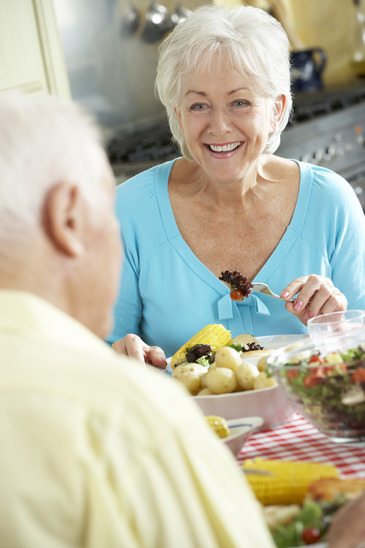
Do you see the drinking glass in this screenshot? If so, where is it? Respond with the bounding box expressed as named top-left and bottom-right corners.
top-left (307, 310), bottom-right (365, 355)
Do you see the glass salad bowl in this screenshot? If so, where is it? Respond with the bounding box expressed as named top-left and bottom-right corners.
top-left (267, 335), bottom-right (365, 444)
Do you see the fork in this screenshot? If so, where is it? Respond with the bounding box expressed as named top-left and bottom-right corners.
top-left (251, 282), bottom-right (295, 302)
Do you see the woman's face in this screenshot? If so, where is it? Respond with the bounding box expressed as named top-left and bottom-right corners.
top-left (174, 62), bottom-right (280, 182)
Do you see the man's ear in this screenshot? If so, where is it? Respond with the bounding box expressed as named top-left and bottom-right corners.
top-left (43, 182), bottom-right (85, 257)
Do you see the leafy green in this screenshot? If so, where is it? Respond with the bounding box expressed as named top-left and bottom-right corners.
top-left (272, 501), bottom-right (323, 547)
top-left (196, 356), bottom-right (213, 367)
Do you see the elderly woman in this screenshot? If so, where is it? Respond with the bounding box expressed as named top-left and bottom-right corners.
top-left (109, 5), bottom-right (365, 364)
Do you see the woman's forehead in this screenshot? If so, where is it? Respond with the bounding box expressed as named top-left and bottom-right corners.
top-left (180, 64), bottom-right (264, 98)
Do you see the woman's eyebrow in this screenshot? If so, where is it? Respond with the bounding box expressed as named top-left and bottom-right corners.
top-left (184, 86), bottom-right (249, 98)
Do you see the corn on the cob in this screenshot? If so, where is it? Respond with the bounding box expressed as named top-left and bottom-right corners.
top-left (170, 324), bottom-right (231, 369)
top-left (205, 415), bottom-right (230, 439)
top-left (242, 458), bottom-right (339, 506)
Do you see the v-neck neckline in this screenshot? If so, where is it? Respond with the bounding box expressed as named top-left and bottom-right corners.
top-left (155, 159), bottom-right (311, 289)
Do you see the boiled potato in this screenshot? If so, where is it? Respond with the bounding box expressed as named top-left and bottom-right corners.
top-left (257, 355), bottom-right (269, 372)
top-left (205, 366), bottom-right (237, 394)
top-left (253, 371), bottom-right (277, 390)
top-left (200, 371), bottom-right (209, 389)
top-left (197, 387), bottom-right (212, 396)
top-left (214, 346), bottom-right (241, 372)
top-left (236, 361), bottom-right (259, 390)
top-left (172, 363), bottom-right (208, 395)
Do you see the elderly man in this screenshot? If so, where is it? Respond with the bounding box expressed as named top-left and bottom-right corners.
top-left (0, 93), bottom-right (275, 548)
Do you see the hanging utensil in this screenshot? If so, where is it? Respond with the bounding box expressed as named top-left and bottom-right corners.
top-left (142, 0), bottom-right (174, 43)
top-left (171, 0), bottom-right (192, 26)
top-left (120, 0), bottom-right (141, 36)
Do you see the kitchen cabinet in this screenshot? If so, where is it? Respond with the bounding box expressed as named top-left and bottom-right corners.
top-left (0, 0), bottom-right (70, 98)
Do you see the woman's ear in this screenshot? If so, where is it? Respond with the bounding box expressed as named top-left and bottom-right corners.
top-left (43, 182), bottom-right (85, 257)
top-left (174, 107), bottom-right (184, 134)
top-left (271, 94), bottom-right (286, 131)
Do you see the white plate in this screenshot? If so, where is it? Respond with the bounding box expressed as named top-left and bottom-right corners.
top-left (256, 334), bottom-right (307, 352)
top-left (223, 416), bottom-right (263, 456)
top-left (241, 334), bottom-right (308, 368)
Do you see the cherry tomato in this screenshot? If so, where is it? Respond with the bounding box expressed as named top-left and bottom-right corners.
top-left (230, 288), bottom-right (244, 301)
top-left (302, 527), bottom-right (321, 544)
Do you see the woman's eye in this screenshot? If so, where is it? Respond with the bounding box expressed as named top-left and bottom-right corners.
top-left (233, 100), bottom-right (249, 107)
top-left (190, 103), bottom-right (207, 111)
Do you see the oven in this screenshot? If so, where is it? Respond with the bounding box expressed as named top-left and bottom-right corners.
top-left (107, 81), bottom-right (365, 211)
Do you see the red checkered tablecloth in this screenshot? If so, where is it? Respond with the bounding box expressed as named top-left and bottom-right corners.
top-left (237, 412), bottom-right (365, 477)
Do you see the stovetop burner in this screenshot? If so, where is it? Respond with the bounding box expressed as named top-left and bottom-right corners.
top-left (107, 122), bottom-right (179, 165)
top-left (289, 81), bottom-right (365, 125)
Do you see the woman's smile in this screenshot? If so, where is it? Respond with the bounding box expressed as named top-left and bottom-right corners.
top-left (206, 141), bottom-right (244, 157)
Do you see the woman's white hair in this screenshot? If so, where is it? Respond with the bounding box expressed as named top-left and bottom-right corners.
top-left (155, 4), bottom-right (292, 159)
top-left (0, 92), bottom-right (107, 248)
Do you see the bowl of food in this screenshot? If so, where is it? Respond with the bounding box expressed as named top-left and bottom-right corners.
top-left (205, 415), bottom-right (263, 456)
top-left (267, 335), bottom-right (365, 443)
top-left (194, 384), bottom-right (293, 430)
top-left (169, 323), bottom-right (297, 429)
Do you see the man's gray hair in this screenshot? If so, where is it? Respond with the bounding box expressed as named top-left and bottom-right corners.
top-left (0, 93), bottom-right (105, 246)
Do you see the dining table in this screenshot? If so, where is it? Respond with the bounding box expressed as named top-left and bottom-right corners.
top-left (237, 411), bottom-right (365, 477)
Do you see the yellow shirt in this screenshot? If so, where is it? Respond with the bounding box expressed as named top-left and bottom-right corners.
top-left (0, 291), bottom-right (275, 548)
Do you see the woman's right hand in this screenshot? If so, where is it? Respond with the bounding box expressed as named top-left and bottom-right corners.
top-left (112, 334), bottom-right (167, 369)
top-left (281, 274), bottom-right (347, 325)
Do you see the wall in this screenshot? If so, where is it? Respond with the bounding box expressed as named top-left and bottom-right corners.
top-left (288, 0), bottom-right (363, 85)
top-left (53, 0), bottom-right (205, 135)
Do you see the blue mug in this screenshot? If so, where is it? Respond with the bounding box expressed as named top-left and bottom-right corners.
top-left (290, 48), bottom-right (327, 93)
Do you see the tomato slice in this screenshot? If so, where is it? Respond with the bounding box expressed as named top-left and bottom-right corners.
top-left (308, 355), bottom-right (324, 365)
top-left (352, 367), bottom-right (365, 383)
top-left (286, 369), bottom-right (299, 382)
top-left (303, 376), bottom-right (321, 387)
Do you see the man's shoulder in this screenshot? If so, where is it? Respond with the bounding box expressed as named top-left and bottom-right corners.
top-left (2, 337), bottom-right (193, 434)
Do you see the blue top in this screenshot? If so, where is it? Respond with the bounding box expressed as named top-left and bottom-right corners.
top-left (108, 159), bottom-right (365, 357)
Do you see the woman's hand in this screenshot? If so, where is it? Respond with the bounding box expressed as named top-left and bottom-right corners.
top-left (327, 491), bottom-right (365, 548)
top-left (112, 334), bottom-right (167, 369)
top-left (280, 275), bottom-right (348, 325)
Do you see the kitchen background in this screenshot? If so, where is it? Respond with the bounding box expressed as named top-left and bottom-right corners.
top-left (51, 0), bottom-right (365, 129)
top-left (1, 0), bottom-right (365, 207)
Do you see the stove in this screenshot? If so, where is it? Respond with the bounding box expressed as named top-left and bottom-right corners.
top-left (107, 121), bottom-right (179, 181)
top-left (278, 81), bottom-right (365, 210)
top-left (107, 81), bottom-right (365, 210)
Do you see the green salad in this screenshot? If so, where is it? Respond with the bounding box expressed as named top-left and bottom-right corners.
top-left (272, 345), bottom-right (365, 440)
top-left (271, 497), bottom-right (346, 547)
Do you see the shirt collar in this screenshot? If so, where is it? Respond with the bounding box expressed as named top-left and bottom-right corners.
top-left (217, 293), bottom-right (270, 321)
top-left (0, 290), bottom-right (112, 358)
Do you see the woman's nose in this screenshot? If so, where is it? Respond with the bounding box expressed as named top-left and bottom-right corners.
top-left (208, 108), bottom-right (231, 134)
